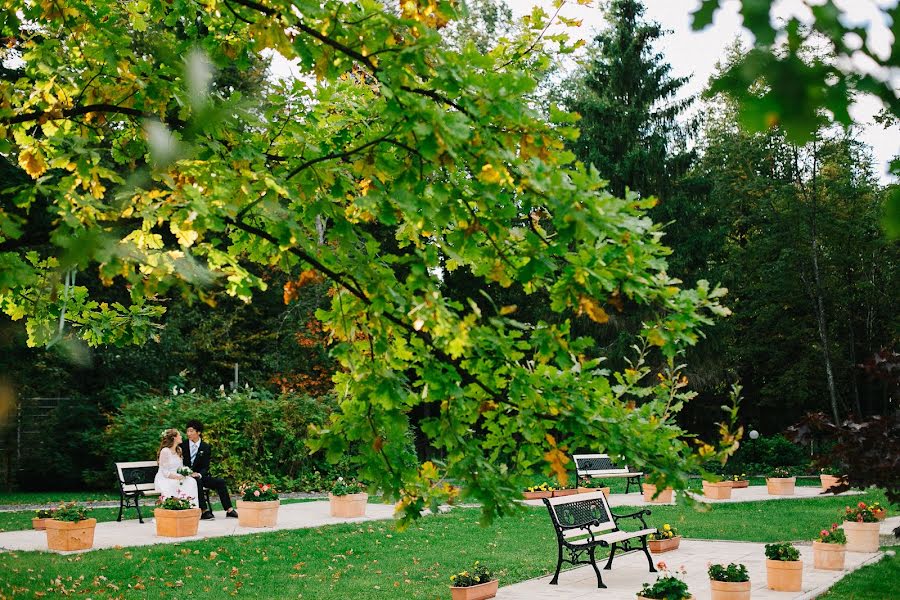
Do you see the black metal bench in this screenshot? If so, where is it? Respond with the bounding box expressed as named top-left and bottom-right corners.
top-left (543, 491), bottom-right (656, 588)
top-left (115, 461), bottom-right (160, 523)
top-left (573, 453), bottom-right (644, 494)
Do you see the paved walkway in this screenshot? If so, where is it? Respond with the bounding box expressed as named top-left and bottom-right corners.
top-left (495, 539), bottom-right (884, 600)
top-left (0, 500), bottom-right (396, 554)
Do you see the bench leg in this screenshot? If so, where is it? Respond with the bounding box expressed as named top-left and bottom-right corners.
top-left (117, 495), bottom-right (125, 522)
top-left (134, 496), bottom-right (144, 524)
top-left (588, 546), bottom-right (606, 588)
top-left (604, 542), bottom-right (617, 569)
top-left (626, 475), bottom-right (640, 494)
top-left (549, 545), bottom-right (563, 585)
top-left (641, 537), bottom-right (657, 572)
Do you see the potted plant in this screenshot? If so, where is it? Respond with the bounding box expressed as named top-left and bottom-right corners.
top-left (819, 467), bottom-right (846, 492)
top-left (237, 483), bottom-right (280, 527)
top-left (642, 482), bottom-right (674, 503)
top-left (522, 482), bottom-right (554, 500)
top-left (702, 478), bottom-right (733, 500)
top-left (842, 501), bottom-right (880, 552)
top-left (764, 542), bottom-right (802, 591)
top-left (708, 563), bottom-right (750, 600)
top-left (45, 502), bottom-right (96, 551)
top-left (154, 493), bottom-right (201, 537)
top-left (449, 561), bottom-right (498, 600)
top-left (870, 501), bottom-right (887, 521)
top-left (730, 473), bottom-right (749, 489)
top-left (32, 508), bottom-right (54, 530)
top-left (552, 485), bottom-right (579, 497)
top-left (576, 476), bottom-right (610, 497)
top-left (329, 477), bottom-right (368, 517)
top-left (648, 523), bottom-right (681, 553)
top-left (765, 467), bottom-right (795, 495)
top-left (638, 562), bottom-right (691, 599)
top-left (813, 523), bottom-right (847, 570)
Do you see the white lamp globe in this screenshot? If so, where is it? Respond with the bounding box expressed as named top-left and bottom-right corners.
top-left (749, 430), bottom-right (759, 440)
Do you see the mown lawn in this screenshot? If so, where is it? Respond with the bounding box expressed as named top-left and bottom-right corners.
top-left (0, 491), bottom-right (891, 599)
top-left (820, 547), bottom-right (898, 599)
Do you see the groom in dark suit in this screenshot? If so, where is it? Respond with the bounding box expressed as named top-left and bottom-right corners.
top-left (182, 419), bottom-right (238, 520)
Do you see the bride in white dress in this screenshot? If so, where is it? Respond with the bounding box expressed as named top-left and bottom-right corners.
top-left (154, 429), bottom-right (199, 506)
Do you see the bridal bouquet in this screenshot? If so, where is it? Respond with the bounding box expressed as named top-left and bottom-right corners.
top-left (177, 467), bottom-right (193, 477)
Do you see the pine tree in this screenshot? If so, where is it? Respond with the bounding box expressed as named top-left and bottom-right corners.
top-left (566, 0), bottom-right (694, 200)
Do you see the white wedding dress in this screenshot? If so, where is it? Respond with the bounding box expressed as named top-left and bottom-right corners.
top-left (154, 447), bottom-right (199, 506)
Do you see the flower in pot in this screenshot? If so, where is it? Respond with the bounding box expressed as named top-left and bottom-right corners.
top-left (329, 477), bottom-right (368, 517)
top-left (45, 502), bottom-right (96, 551)
top-left (764, 542), bottom-right (802, 591)
top-left (708, 562), bottom-right (750, 600)
top-left (522, 482), bottom-right (554, 500)
top-left (813, 523), bottom-right (847, 570)
top-left (842, 501), bottom-right (880, 552)
top-left (648, 523), bottom-right (681, 553)
top-left (576, 477), bottom-right (611, 497)
top-left (819, 467), bottom-right (846, 492)
top-left (32, 508), bottom-right (54, 530)
top-left (702, 478), bottom-right (733, 500)
top-left (638, 562), bottom-right (691, 600)
top-left (237, 483), bottom-right (280, 527)
top-left (154, 493), bottom-right (201, 537)
top-left (449, 561), bottom-right (498, 600)
top-left (730, 473), bottom-right (749, 488)
top-left (870, 501), bottom-right (887, 521)
top-left (765, 467), bottom-right (795, 495)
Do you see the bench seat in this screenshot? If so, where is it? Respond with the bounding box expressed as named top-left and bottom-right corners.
top-left (115, 461), bottom-right (160, 524)
top-left (574, 453), bottom-right (644, 494)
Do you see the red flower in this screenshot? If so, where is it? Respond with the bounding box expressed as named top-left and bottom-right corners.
top-left (857, 501), bottom-right (866, 509)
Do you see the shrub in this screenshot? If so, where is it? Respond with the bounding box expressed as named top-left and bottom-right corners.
top-left (817, 523), bottom-right (847, 544)
top-left (727, 434), bottom-right (809, 475)
top-left (708, 563), bottom-right (749, 582)
top-left (765, 542), bottom-right (800, 561)
top-left (241, 483), bottom-right (279, 502)
top-left (102, 388), bottom-right (346, 491)
top-left (52, 502), bottom-right (92, 522)
top-left (449, 561), bottom-right (494, 587)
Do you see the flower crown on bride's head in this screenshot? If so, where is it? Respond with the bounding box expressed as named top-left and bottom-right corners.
top-left (160, 429), bottom-right (168, 439)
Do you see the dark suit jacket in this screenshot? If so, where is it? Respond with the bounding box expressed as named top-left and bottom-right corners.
top-left (180, 439), bottom-right (212, 479)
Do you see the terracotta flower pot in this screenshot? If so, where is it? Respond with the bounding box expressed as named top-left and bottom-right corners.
top-left (766, 559), bottom-right (802, 591)
top-left (577, 486), bottom-right (610, 498)
top-left (552, 489), bottom-right (578, 497)
top-left (329, 492), bottom-right (368, 517)
top-left (32, 518), bottom-right (50, 530)
top-left (710, 579), bottom-right (751, 600)
top-left (730, 479), bottom-right (749, 489)
top-left (45, 518), bottom-right (97, 551)
top-left (703, 481), bottom-right (733, 500)
top-left (842, 520), bottom-right (880, 553)
top-left (236, 499), bottom-right (280, 528)
top-left (154, 507), bottom-right (201, 537)
top-left (813, 541), bottom-right (846, 570)
top-left (450, 579), bottom-right (498, 600)
top-left (648, 535), bottom-right (681, 553)
top-left (820, 474), bottom-right (845, 491)
top-left (522, 491), bottom-right (552, 500)
top-left (642, 483), bottom-right (673, 503)
top-left (765, 477), bottom-right (795, 495)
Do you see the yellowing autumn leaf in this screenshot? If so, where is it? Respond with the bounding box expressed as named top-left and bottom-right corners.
top-left (544, 447), bottom-right (569, 486)
top-left (578, 296), bottom-right (609, 323)
top-left (18, 149), bottom-right (48, 178)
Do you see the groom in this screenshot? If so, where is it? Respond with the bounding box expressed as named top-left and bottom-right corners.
top-left (181, 419), bottom-right (238, 520)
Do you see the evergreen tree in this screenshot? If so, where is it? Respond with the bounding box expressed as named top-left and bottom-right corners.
top-left (565, 0), bottom-right (694, 200)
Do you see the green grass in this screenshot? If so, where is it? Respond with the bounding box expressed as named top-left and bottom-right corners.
top-left (0, 499), bottom-right (317, 533)
top-left (0, 490), bottom-right (890, 599)
top-left (819, 547), bottom-right (899, 599)
top-left (0, 491), bottom-right (120, 506)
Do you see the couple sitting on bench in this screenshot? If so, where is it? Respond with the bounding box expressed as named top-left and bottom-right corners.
top-left (156, 420), bottom-right (238, 520)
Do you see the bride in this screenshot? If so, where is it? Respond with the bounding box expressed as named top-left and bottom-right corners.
top-left (154, 428), bottom-right (199, 507)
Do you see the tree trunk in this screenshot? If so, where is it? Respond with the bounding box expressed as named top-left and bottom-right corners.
top-left (810, 240), bottom-right (841, 424)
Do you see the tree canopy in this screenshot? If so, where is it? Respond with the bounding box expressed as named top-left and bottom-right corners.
top-left (2, 0), bottom-right (736, 523)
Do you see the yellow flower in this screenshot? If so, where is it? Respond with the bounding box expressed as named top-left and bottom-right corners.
top-left (663, 524), bottom-right (671, 531)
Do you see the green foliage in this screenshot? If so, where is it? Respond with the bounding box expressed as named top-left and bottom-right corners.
top-left (155, 495), bottom-right (195, 510)
top-left (1, 0), bottom-right (735, 523)
top-left (102, 389), bottom-right (341, 491)
top-left (727, 435), bottom-right (808, 475)
top-left (33, 508), bottom-right (53, 519)
top-left (843, 501), bottom-right (878, 524)
top-left (330, 477), bottom-right (366, 497)
top-left (51, 502), bottom-right (92, 523)
top-left (649, 523), bottom-right (678, 541)
top-left (765, 542), bottom-right (800, 561)
top-left (639, 565), bottom-right (690, 600)
top-left (450, 561), bottom-right (494, 587)
top-left (240, 483), bottom-right (279, 502)
top-left (708, 562), bottom-right (749, 582)
top-left (767, 466), bottom-right (794, 479)
top-left (817, 523), bottom-right (846, 544)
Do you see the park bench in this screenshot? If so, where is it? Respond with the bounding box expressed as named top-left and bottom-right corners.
top-left (573, 453), bottom-right (644, 494)
top-left (543, 491), bottom-right (657, 588)
top-left (115, 461), bottom-right (160, 523)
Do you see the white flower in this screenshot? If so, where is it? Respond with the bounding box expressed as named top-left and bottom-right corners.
top-left (179, 388), bottom-right (185, 394)
top-left (172, 386), bottom-right (178, 395)
top-left (189, 388), bottom-right (196, 393)
top-left (337, 477), bottom-right (344, 482)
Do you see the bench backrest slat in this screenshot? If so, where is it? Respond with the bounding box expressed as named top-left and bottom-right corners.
top-left (546, 491), bottom-right (616, 538)
top-left (573, 454), bottom-right (630, 476)
top-left (116, 461), bottom-right (158, 492)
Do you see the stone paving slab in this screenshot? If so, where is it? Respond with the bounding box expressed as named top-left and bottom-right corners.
top-left (521, 486), bottom-right (862, 509)
top-left (495, 539), bottom-right (883, 600)
top-left (0, 501), bottom-right (396, 554)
